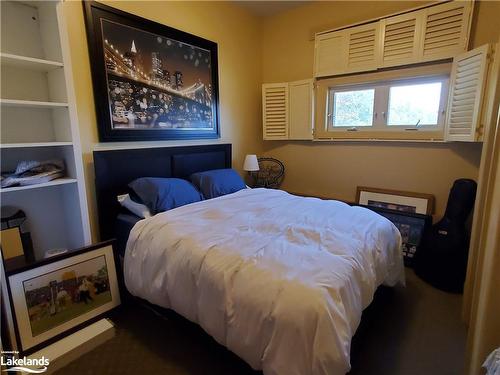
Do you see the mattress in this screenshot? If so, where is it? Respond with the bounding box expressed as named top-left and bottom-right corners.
top-left (115, 212), bottom-right (142, 257)
top-left (124, 188), bottom-right (405, 375)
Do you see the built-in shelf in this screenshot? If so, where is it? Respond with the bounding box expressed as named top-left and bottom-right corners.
top-left (0, 99), bottom-right (68, 108)
top-left (1, 142), bottom-right (73, 148)
top-left (0, 52), bottom-right (63, 71)
top-left (0, 0), bottom-right (91, 261)
top-left (0, 178), bottom-right (77, 193)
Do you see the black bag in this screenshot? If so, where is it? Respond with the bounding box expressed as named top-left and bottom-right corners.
top-left (414, 179), bottom-right (477, 293)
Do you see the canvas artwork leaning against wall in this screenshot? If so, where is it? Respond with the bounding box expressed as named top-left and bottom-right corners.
top-left (23, 255), bottom-right (112, 337)
top-left (5, 243), bottom-right (120, 354)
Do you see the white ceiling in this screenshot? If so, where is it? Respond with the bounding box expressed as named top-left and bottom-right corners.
top-left (235, 1), bottom-right (310, 17)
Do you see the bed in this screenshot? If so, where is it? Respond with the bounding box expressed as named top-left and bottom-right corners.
top-left (115, 212), bottom-right (141, 257)
top-left (94, 144), bottom-right (405, 375)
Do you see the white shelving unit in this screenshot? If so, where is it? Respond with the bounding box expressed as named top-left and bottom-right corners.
top-left (1, 142), bottom-right (73, 148)
top-left (0, 98), bottom-right (69, 108)
top-left (1, 0), bottom-right (91, 259)
top-left (1, 178), bottom-right (78, 193)
top-left (0, 52), bottom-right (64, 71)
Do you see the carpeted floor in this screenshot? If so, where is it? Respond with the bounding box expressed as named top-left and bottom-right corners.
top-left (54, 270), bottom-right (466, 375)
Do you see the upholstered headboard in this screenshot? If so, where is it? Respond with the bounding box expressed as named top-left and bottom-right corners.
top-left (93, 144), bottom-right (232, 240)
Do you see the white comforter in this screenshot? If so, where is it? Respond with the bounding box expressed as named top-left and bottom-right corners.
top-left (124, 188), bottom-right (404, 375)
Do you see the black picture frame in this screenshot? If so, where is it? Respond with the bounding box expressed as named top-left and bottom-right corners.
top-left (2, 240), bottom-right (121, 355)
top-left (83, 1), bottom-right (220, 142)
top-left (360, 205), bottom-right (432, 267)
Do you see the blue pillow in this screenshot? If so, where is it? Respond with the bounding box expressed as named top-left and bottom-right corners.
top-left (128, 177), bottom-right (202, 214)
top-left (190, 168), bottom-right (246, 199)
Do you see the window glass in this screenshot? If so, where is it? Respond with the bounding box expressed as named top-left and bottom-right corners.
top-left (332, 89), bottom-right (374, 127)
top-left (387, 82), bottom-right (442, 126)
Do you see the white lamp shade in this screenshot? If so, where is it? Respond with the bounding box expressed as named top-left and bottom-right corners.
top-left (243, 154), bottom-right (259, 171)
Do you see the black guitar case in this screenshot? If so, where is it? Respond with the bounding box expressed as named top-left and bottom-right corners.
top-left (414, 179), bottom-right (477, 293)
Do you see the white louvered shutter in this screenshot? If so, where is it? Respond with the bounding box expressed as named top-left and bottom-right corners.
top-left (421, 1), bottom-right (473, 62)
top-left (262, 83), bottom-right (289, 140)
top-left (345, 23), bottom-right (381, 73)
top-left (289, 79), bottom-right (314, 140)
top-left (445, 44), bottom-right (491, 142)
top-left (314, 31), bottom-right (348, 77)
top-left (381, 12), bottom-right (422, 67)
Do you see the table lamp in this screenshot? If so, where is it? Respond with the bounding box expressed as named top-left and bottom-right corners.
top-left (243, 154), bottom-right (259, 187)
top-left (243, 154), bottom-right (259, 172)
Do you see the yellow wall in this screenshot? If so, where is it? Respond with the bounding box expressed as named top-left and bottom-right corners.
top-left (467, 140), bottom-right (500, 374)
top-left (63, 1), bottom-right (263, 240)
top-left (65, 0), bottom-right (500, 240)
top-left (261, 0), bottom-right (500, 217)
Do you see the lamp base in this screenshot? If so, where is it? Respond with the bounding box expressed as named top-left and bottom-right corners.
top-left (245, 171), bottom-right (258, 188)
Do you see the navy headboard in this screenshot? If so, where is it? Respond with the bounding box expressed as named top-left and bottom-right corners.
top-left (93, 144), bottom-right (232, 240)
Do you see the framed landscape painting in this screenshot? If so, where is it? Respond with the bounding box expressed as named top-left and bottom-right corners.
top-left (5, 242), bottom-right (120, 354)
top-left (83, 1), bottom-right (219, 141)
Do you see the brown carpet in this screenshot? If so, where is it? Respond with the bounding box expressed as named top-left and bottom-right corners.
top-left (54, 270), bottom-right (466, 375)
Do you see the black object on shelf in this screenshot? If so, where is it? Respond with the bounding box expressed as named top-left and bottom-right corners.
top-left (20, 232), bottom-right (35, 263)
top-left (414, 179), bottom-right (477, 293)
top-left (1, 209), bottom-right (26, 229)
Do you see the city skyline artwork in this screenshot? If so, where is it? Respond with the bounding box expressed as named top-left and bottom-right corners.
top-left (84, 1), bottom-right (219, 141)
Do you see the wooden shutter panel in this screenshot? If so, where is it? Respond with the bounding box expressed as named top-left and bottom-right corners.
top-left (289, 79), bottom-right (314, 140)
top-left (314, 31), bottom-right (347, 77)
top-left (262, 83), bottom-right (288, 140)
top-left (381, 12), bottom-right (422, 66)
top-left (422, 1), bottom-right (473, 61)
top-left (346, 23), bottom-right (381, 72)
top-left (445, 44), bottom-right (491, 142)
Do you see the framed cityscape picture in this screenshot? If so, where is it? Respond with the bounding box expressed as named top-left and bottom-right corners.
top-left (4, 241), bottom-right (121, 354)
top-left (83, 1), bottom-right (219, 141)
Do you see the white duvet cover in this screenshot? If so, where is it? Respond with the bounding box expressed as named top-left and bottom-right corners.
top-left (124, 188), bottom-right (404, 375)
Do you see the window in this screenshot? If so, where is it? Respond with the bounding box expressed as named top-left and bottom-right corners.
top-left (331, 89), bottom-right (374, 127)
top-left (316, 64), bottom-right (452, 140)
top-left (387, 82), bottom-right (443, 126)
top-left (327, 77), bottom-right (448, 132)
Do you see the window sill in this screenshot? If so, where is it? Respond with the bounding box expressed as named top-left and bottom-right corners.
top-left (312, 138), bottom-right (448, 143)
top-left (314, 129), bottom-right (446, 142)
